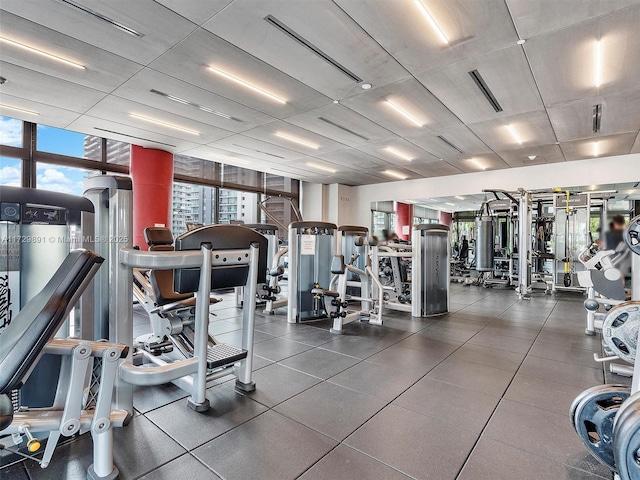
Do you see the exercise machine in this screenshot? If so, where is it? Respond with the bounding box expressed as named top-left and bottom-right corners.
top-left (373, 241), bottom-right (413, 313)
top-left (287, 221), bottom-right (336, 323)
top-left (411, 224), bottom-right (450, 317)
top-left (571, 215), bottom-right (640, 479)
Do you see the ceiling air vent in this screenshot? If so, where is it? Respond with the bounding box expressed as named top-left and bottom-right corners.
top-left (468, 69), bottom-right (503, 112)
top-left (437, 135), bottom-right (464, 154)
top-left (57, 0), bottom-right (144, 37)
top-left (93, 128), bottom-right (176, 147)
top-left (593, 103), bottom-right (602, 133)
top-left (231, 144), bottom-right (285, 159)
top-left (264, 14), bottom-right (362, 83)
top-left (318, 117), bottom-right (369, 141)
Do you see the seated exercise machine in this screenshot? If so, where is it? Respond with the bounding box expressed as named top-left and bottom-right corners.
top-left (132, 226), bottom-right (221, 358)
top-left (0, 250), bottom-right (128, 480)
top-left (578, 245), bottom-right (627, 336)
top-left (570, 215), bottom-right (640, 480)
top-left (312, 231), bottom-right (384, 334)
top-left (372, 241), bottom-right (413, 313)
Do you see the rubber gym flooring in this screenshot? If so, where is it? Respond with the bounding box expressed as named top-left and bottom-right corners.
top-left (3, 283), bottom-right (618, 479)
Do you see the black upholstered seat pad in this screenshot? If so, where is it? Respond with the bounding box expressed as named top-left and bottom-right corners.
top-left (0, 250), bottom-right (103, 394)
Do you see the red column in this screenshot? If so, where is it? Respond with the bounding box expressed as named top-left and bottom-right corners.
top-left (394, 201), bottom-right (413, 241)
top-left (130, 145), bottom-right (173, 250)
top-left (439, 211), bottom-right (452, 226)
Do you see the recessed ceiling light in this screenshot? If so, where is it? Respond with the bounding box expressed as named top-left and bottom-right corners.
top-left (507, 125), bottom-right (523, 144)
top-left (384, 147), bottom-right (413, 161)
top-left (414, 0), bottom-right (448, 44)
top-left (517, 39), bottom-right (526, 45)
top-left (274, 132), bottom-right (319, 149)
top-left (382, 170), bottom-right (408, 180)
top-left (593, 141), bottom-right (599, 157)
top-left (306, 162), bottom-right (337, 173)
top-left (150, 89), bottom-right (241, 122)
top-left (469, 158), bottom-right (487, 170)
top-left (384, 100), bottom-right (423, 127)
top-left (207, 66), bottom-right (286, 104)
top-left (594, 40), bottom-right (602, 88)
top-left (446, 202), bottom-right (455, 206)
top-left (333, 100), bottom-right (339, 104)
top-left (0, 104), bottom-right (39, 115)
top-left (527, 155), bottom-right (537, 161)
top-left (208, 152), bottom-right (250, 164)
top-left (0, 36), bottom-right (85, 69)
top-left (455, 196), bottom-right (465, 200)
top-left (129, 113), bottom-right (200, 136)
top-left (361, 83), bottom-right (372, 90)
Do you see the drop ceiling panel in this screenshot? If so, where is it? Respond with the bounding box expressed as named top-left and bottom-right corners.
top-left (154, 0), bottom-right (233, 25)
top-left (417, 45), bottom-right (543, 124)
top-left (148, 28), bottom-right (331, 118)
top-left (547, 89), bottom-right (640, 141)
top-left (178, 145), bottom-right (271, 171)
top-left (203, 0), bottom-right (409, 99)
top-left (334, 0), bottom-right (518, 75)
top-left (632, 133), bottom-right (640, 153)
top-left (334, 172), bottom-right (390, 186)
top-left (0, 93), bottom-right (81, 129)
top-left (1, 1), bottom-right (197, 65)
top-left (405, 161), bottom-right (465, 177)
top-left (241, 120), bottom-right (346, 155)
top-left (405, 124), bottom-right (491, 159)
top-left (0, 62), bottom-right (107, 113)
top-left (506, 0), bottom-right (640, 39)
top-left (0, 11), bottom-right (143, 92)
top-left (339, 77), bottom-right (462, 137)
top-left (559, 132), bottom-right (636, 160)
top-left (83, 95), bottom-right (234, 144)
top-left (112, 68), bottom-right (275, 133)
top-left (496, 143), bottom-right (565, 168)
top-left (468, 110), bottom-right (557, 151)
top-left (285, 104), bottom-right (397, 147)
top-left (65, 115), bottom-right (200, 152)
top-left (312, 147), bottom-right (391, 170)
top-left (446, 153), bottom-right (509, 173)
top-left (525, 5), bottom-right (640, 106)
top-left (207, 134), bottom-right (307, 162)
top-left (354, 138), bottom-right (440, 164)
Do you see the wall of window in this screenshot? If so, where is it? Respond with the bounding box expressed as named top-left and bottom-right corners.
top-left (1, 116), bottom-right (300, 238)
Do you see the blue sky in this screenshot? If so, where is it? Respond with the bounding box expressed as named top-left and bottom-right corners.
top-left (0, 116), bottom-right (90, 195)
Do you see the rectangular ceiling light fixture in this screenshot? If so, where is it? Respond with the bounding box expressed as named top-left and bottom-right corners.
top-left (507, 125), bottom-right (522, 144)
top-left (56, 0), bottom-right (144, 37)
top-left (468, 70), bottom-right (503, 112)
top-left (208, 152), bottom-right (250, 164)
top-left (129, 113), bottom-right (200, 135)
top-left (383, 169), bottom-right (408, 180)
top-left (207, 66), bottom-right (286, 104)
top-left (93, 127), bottom-right (176, 147)
top-left (437, 135), bottom-right (464, 154)
top-left (0, 36), bottom-right (85, 69)
top-left (306, 162), bottom-right (337, 173)
top-left (274, 132), bottom-right (319, 149)
top-left (264, 14), bottom-right (362, 82)
top-left (385, 147), bottom-right (413, 161)
top-left (594, 40), bottom-right (602, 88)
top-left (445, 202), bottom-right (455, 206)
top-left (592, 103), bottom-right (602, 133)
top-left (469, 158), bottom-right (487, 170)
top-left (384, 100), bottom-right (423, 127)
top-left (0, 104), bottom-right (39, 115)
top-left (413, 0), bottom-right (449, 44)
top-left (318, 117), bottom-right (369, 141)
top-left (593, 141), bottom-right (599, 157)
top-left (455, 195), bottom-right (465, 200)
top-left (150, 89), bottom-right (242, 122)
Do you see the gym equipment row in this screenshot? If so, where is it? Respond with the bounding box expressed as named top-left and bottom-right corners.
top-left (571, 215), bottom-right (640, 480)
top-left (1, 176), bottom-right (266, 479)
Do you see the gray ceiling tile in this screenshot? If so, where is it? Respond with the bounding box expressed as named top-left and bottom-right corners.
top-left (468, 110), bottom-right (557, 151)
top-left (559, 132), bottom-right (636, 160)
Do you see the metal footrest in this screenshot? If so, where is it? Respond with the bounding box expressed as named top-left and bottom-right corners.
top-left (206, 344), bottom-right (247, 370)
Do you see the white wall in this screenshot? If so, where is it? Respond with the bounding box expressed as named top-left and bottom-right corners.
top-left (300, 182), bottom-right (328, 221)
top-left (327, 184), bottom-right (353, 226)
top-left (351, 153), bottom-right (640, 227)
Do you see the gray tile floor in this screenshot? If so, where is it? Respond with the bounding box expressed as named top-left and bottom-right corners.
top-left (4, 284), bottom-right (618, 479)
